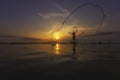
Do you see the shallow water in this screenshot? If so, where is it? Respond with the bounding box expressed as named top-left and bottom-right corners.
top-left (0, 44), bottom-right (120, 79)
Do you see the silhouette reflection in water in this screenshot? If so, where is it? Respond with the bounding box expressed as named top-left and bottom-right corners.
top-left (72, 43), bottom-right (77, 60)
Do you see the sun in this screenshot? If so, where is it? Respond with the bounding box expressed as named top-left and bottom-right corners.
top-left (56, 35), bottom-right (59, 40)
top-left (54, 32), bottom-right (60, 40)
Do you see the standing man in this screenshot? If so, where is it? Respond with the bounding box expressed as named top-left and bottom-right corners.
top-left (69, 30), bottom-right (78, 44)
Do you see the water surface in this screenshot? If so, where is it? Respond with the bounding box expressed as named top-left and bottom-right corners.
top-left (0, 44), bottom-right (120, 79)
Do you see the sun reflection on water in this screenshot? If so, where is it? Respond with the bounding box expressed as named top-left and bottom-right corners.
top-left (55, 43), bottom-right (60, 55)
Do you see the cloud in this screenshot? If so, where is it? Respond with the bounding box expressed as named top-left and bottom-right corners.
top-left (51, 1), bottom-right (69, 14)
top-left (0, 34), bottom-right (41, 41)
top-left (20, 37), bottom-right (41, 41)
top-left (83, 31), bottom-right (120, 37)
top-left (38, 13), bottom-right (65, 19)
top-left (97, 31), bottom-right (120, 36)
top-left (38, 1), bottom-right (69, 19)
top-left (105, 15), bottom-right (120, 31)
top-left (0, 35), bottom-right (18, 38)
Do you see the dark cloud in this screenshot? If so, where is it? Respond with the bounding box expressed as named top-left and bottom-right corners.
top-left (20, 37), bottom-right (41, 41)
top-left (82, 31), bottom-right (120, 37)
top-left (0, 34), bottom-right (41, 41)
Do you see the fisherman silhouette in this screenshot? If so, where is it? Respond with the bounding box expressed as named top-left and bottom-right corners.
top-left (69, 30), bottom-right (78, 44)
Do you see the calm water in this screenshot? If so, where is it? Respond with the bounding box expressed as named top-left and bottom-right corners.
top-left (0, 44), bottom-right (120, 79)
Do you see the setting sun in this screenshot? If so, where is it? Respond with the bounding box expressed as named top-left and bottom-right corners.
top-left (54, 32), bottom-right (61, 40)
top-left (56, 35), bottom-right (59, 40)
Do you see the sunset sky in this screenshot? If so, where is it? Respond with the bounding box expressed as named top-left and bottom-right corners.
top-left (0, 0), bottom-right (120, 42)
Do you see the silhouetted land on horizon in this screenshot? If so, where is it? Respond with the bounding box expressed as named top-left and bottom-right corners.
top-left (0, 41), bottom-right (120, 45)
